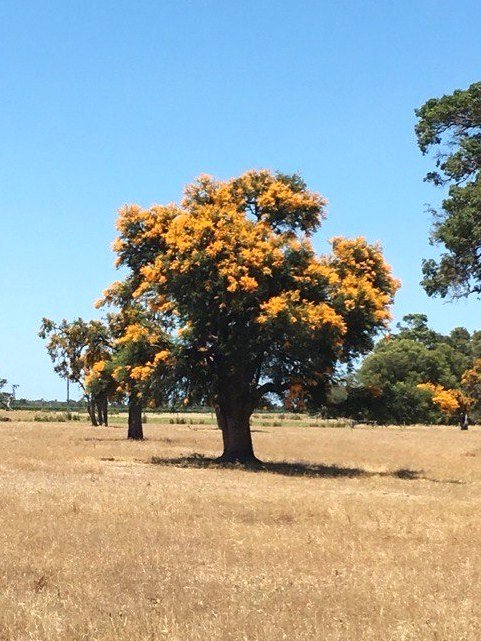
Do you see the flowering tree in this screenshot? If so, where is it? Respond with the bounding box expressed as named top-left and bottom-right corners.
top-left (39, 318), bottom-right (113, 425)
top-left (103, 170), bottom-right (399, 462)
top-left (99, 310), bottom-right (173, 439)
top-left (417, 382), bottom-right (472, 422)
top-left (461, 359), bottom-right (481, 413)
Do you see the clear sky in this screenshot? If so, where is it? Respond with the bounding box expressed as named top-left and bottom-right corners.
top-left (1, 0), bottom-right (480, 400)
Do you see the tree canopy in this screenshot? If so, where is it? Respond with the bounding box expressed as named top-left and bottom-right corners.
top-left (416, 82), bottom-right (481, 299)
top-left (347, 314), bottom-right (481, 424)
top-left (102, 170), bottom-right (399, 461)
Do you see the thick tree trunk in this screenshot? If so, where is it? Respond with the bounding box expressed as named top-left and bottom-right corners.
top-left (215, 401), bottom-right (258, 464)
top-left (128, 395), bottom-right (143, 440)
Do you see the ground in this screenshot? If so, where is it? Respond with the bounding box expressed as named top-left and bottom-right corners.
top-left (0, 413), bottom-right (480, 640)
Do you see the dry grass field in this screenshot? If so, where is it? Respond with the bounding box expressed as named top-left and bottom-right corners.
top-left (1, 413), bottom-right (481, 641)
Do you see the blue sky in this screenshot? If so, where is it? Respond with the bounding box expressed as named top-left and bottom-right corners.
top-left (1, 0), bottom-right (480, 400)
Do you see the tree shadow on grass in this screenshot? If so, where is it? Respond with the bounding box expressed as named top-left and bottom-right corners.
top-left (150, 454), bottom-right (432, 480)
top-left (149, 455), bottom-right (466, 484)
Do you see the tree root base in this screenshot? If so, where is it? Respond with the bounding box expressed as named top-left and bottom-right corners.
top-left (215, 454), bottom-right (263, 466)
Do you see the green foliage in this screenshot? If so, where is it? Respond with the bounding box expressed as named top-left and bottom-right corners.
top-left (416, 82), bottom-right (481, 299)
top-left (344, 314), bottom-right (480, 424)
top-left (360, 338), bottom-right (460, 389)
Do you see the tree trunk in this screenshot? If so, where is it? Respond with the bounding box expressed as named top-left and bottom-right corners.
top-left (87, 395), bottom-right (98, 426)
top-left (96, 395), bottom-right (108, 426)
top-left (128, 395), bottom-right (143, 440)
top-left (460, 411), bottom-right (469, 430)
top-left (102, 396), bottom-right (109, 427)
top-left (96, 398), bottom-right (104, 425)
top-left (215, 401), bottom-right (258, 464)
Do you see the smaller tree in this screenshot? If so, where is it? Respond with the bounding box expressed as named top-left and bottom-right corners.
top-left (396, 313), bottom-right (441, 348)
top-left (83, 361), bottom-right (117, 426)
top-left (417, 382), bottom-right (471, 425)
top-left (39, 318), bottom-right (113, 425)
top-left (101, 310), bottom-right (174, 439)
top-left (461, 359), bottom-right (481, 422)
top-left (0, 378), bottom-right (10, 410)
top-left (41, 307), bottom-right (173, 437)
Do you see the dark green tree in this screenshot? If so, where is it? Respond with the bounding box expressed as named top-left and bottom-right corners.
top-left (416, 82), bottom-right (481, 298)
top-left (0, 378), bottom-right (10, 410)
top-left (347, 314), bottom-right (477, 424)
top-left (396, 313), bottom-right (441, 348)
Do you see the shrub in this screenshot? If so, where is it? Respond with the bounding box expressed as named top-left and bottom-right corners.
top-left (65, 412), bottom-right (82, 421)
top-left (34, 413), bottom-right (67, 423)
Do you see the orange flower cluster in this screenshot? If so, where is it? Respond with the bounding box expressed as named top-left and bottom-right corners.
top-left (326, 237), bottom-right (400, 324)
top-left (461, 359), bottom-right (481, 394)
top-left (417, 382), bottom-right (471, 415)
top-left (284, 381), bottom-right (306, 412)
top-left (111, 324), bottom-right (173, 394)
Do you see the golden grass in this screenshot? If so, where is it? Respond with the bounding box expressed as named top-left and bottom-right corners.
top-left (1, 416), bottom-right (481, 640)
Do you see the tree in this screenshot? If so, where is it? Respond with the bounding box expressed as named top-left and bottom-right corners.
top-left (39, 318), bottom-right (113, 425)
top-left (396, 313), bottom-right (441, 348)
top-left (351, 314), bottom-right (477, 424)
top-left (415, 82), bottom-right (481, 299)
top-left (0, 378), bottom-right (10, 410)
top-left (461, 359), bottom-right (481, 413)
top-left (103, 170), bottom-right (399, 462)
top-left (417, 382), bottom-right (471, 422)
top-left (98, 310), bottom-right (173, 440)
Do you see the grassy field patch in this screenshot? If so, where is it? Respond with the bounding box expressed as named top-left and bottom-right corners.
top-left (0, 420), bottom-right (480, 640)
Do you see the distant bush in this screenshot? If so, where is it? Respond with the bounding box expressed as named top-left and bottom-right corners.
top-left (65, 412), bottom-right (82, 421)
top-left (34, 413), bottom-right (67, 423)
top-left (0, 416), bottom-right (12, 422)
